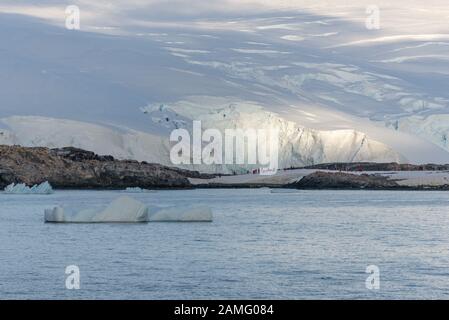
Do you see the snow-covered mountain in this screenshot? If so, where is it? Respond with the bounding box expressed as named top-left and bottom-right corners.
top-left (0, 103), bottom-right (404, 174)
top-left (1, 1), bottom-right (449, 172)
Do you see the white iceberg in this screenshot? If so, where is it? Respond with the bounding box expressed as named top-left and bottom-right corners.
top-left (4, 181), bottom-right (54, 194)
top-left (123, 187), bottom-right (156, 193)
top-left (148, 206), bottom-right (213, 222)
top-left (45, 196), bottom-right (149, 223)
top-left (44, 196), bottom-right (213, 223)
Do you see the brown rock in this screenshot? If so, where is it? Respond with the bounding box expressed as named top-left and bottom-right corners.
top-left (291, 171), bottom-right (400, 189)
top-left (0, 145), bottom-right (208, 189)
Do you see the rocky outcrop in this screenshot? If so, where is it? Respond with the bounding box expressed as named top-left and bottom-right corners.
top-left (0, 145), bottom-right (211, 189)
top-left (302, 162), bottom-right (449, 172)
top-left (291, 171), bottom-right (401, 190)
top-left (52, 147), bottom-right (115, 162)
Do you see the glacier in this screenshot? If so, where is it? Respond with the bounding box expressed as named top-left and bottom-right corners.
top-left (0, 109), bottom-right (404, 174)
top-left (1, 1), bottom-right (449, 168)
top-left (144, 99), bottom-right (406, 173)
top-left (4, 181), bottom-right (54, 195)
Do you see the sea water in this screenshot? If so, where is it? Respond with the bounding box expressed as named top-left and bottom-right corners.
top-left (1, 189), bottom-right (449, 299)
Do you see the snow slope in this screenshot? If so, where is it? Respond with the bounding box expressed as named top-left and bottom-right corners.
top-left (1, 1), bottom-right (449, 171)
top-left (0, 111), bottom-right (403, 174)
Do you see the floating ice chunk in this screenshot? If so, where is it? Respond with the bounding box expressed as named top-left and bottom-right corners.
top-left (44, 206), bottom-right (65, 222)
top-left (45, 196), bottom-right (149, 223)
top-left (4, 181), bottom-right (54, 194)
top-left (123, 187), bottom-right (156, 193)
top-left (94, 197), bottom-right (149, 222)
top-left (148, 206), bottom-right (213, 222)
top-left (45, 196), bottom-right (213, 223)
top-left (30, 181), bottom-right (54, 194)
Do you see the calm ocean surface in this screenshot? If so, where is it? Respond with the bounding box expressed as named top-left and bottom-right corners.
top-left (1, 189), bottom-right (449, 299)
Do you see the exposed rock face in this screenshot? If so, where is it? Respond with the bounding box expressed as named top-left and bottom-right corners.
top-left (0, 145), bottom-right (210, 189)
top-left (291, 171), bottom-right (401, 190)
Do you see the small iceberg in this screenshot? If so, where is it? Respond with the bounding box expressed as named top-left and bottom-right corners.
top-left (4, 181), bottom-right (54, 194)
top-left (148, 206), bottom-right (213, 222)
top-left (45, 196), bottom-right (149, 223)
top-left (123, 187), bottom-right (156, 193)
top-left (45, 196), bottom-right (213, 223)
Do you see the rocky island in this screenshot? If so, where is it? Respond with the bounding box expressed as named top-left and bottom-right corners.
top-left (3, 145), bottom-right (449, 191)
top-left (190, 165), bottom-right (449, 190)
top-left (0, 145), bottom-right (212, 189)
top-left (289, 171), bottom-right (402, 190)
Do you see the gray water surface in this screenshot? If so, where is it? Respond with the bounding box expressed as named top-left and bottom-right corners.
top-left (1, 189), bottom-right (449, 299)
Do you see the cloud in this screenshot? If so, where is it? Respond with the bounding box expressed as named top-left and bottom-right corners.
top-left (1, 0), bottom-right (448, 35)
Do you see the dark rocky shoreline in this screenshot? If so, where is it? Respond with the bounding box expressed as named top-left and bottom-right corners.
top-left (0, 145), bottom-right (213, 190)
top-left (288, 171), bottom-right (403, 190)
top-left (2, 145), bottom-right (449, 191)
top-left (301, 162), bottom-right (449, 172)
top-left (197, 172), bottom-right (449, 190)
